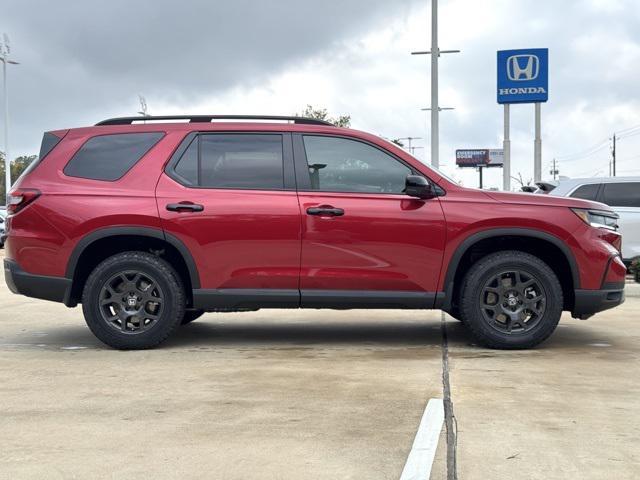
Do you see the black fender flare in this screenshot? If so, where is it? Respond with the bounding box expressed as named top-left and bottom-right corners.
top-left (440, 228), bottom-right (580, 310)
top-left (65, 226), bottom-right (200, 288)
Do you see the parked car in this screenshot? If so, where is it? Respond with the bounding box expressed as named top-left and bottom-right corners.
top-left (3, 115), bottom-right (626, 350)
top-left (544, 177), bottom-right (640, 263)
top-left (0, 209), bottom-right (6, 248)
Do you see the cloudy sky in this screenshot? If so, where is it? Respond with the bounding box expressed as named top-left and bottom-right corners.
top-left (2, 0), bottom-right (640, 188)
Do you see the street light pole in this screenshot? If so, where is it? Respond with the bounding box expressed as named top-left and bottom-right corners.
top-left (1, 34), bottom-right (19, 205)
top-left (412, 0), bottom-right (459, 170)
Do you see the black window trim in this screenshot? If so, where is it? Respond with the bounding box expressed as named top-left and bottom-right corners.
top-left (292, 132), bottom-right (444, 196)
top-left (165, 131), bottom-right (295, 191)
top-left (63, 131), bottom-right (166, 182)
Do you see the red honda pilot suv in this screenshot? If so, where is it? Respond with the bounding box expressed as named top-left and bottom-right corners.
top-left (3, 115), bottom-right (626, 350)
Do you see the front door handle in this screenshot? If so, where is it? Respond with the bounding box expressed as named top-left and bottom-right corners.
top-left (306, 206), bottom-right (344, 216)
top-left (166, 202), bottom-right (204, 212)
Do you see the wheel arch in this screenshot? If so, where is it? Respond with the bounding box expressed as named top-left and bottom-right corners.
top-left (65, 227), bottom-right (200, 307)
top-left (441, 228), bottom-right (579, 313)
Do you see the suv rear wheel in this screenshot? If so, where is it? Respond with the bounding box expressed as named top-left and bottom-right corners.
top-left (459, 250), bottom-right (563, 349)
top-left (82, 252), bottom-right (185, 349)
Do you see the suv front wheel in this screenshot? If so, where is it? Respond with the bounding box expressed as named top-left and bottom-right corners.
top-left (459, 250), bottom-right (563, 349)
top-left (82, 252), bottom-right (185, 350)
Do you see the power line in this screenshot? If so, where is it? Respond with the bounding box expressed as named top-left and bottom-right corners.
top-left (555, 139), bottom-right (609, 161)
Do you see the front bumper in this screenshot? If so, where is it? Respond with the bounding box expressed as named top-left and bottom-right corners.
top-left (572, 286), bottom-right (625, 320)
top-left (4, 259), bottom-right (71, 304)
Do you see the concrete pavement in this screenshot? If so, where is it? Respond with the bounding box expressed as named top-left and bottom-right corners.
top-left (1, 247), bottom-right (639, 479)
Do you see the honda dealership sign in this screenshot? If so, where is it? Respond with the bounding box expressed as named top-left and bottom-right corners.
top-left (497, 48), bottom-right (548, 104)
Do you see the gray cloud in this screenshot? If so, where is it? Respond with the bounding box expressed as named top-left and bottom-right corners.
top-left (2, 0), bottom-right (415, 153)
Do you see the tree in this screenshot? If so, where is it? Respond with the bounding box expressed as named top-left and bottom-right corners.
top-left (0, 152), bottom-right (38, 202)
top-left (297, 105), bottom-right (351, 128)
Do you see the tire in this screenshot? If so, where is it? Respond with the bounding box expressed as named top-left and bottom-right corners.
top-left (459, 250), bottom-right (563, 349)
top-left (82, 251), bottom-right (185, 350)
top-left (181, 309), bottom-right (205, 325)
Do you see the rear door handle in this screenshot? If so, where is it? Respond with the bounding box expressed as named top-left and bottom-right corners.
top-left (306, 206), bottom-right (344, 216)
top-left (166, 202), bottom-right (204, 212)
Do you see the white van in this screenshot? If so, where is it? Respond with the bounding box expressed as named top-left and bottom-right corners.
top-left (546, 177), bottom-right (640, 262)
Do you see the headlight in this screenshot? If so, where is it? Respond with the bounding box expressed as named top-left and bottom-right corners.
top-left (571, 208), bottom-right (619, 231)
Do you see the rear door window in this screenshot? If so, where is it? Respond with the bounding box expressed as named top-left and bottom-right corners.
top-left (570, 183), bottom-right (600, 201)
top-left (64, 132), bottom-right (164, 181)
top-left (601, 183), bottom-right (640, 207)
top-left (172, 134), bottom-right (284, 190)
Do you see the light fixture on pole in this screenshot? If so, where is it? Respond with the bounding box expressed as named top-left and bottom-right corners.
top-left (1, 33), bottom-right (19, 205)
top-left (421, 107), bottom-right (455, 111)
top-left (411, 0), bottom-right (460, 170)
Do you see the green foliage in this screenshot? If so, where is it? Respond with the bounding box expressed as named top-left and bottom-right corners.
top-left (631, 257), bottom-right (640, 283)
top-left (298, 105), bottom-right (351, 128)
top-left (0, 152), bottom-right (38, 202)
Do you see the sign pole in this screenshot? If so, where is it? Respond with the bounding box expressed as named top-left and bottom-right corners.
top-left (534, 102), bottom-right (541, 182)
top-left (478, 166), bottom-right (484, 189)
top-left (430, 0), bottom-right (439, 169)
top-left (503, 104), bottom-right (511, 191)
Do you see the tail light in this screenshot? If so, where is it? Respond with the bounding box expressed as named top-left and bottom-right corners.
top-left (7, 188), bottom-right (41, 214)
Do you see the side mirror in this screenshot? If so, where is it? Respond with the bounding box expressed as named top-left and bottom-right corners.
top-left (405, 175), bottom-right (436, 199)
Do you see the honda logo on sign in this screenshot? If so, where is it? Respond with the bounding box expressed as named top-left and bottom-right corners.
top-left (506, 55), bottom-right (539, 81)
top-left (497, 48), bottom-right (548, 104)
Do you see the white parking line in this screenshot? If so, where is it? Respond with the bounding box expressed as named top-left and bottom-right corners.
top-left (399, 398), bottom-right (445, 480)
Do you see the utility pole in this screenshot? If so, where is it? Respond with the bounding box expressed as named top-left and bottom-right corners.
top-left (396, 136), bottom-right (422, 155)
top-left (549, 158), bottom-right (559, 180)
top-left (611, 134), bottom-right (616, 177)
top-left (412, 0), bottom-right (459, 169)
top-left (1, 33), bottom-right (19, 205)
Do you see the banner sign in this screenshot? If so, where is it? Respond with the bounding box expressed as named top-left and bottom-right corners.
top-left (456, 149), bottom-right (504, 168)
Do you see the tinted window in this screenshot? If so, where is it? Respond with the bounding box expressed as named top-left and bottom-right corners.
top-left (302, 136), bottom-right (412, 193)
top-left (198, 134), bottom-right (284, 189)
top-left (570, 183), bottom-right (600, 201)
top-left (173, 137), bottom-right (198, 186)
top-left (602, 183), bottom-right (640, 208)
top-left (64, 132), bottom-right (164, 181)
top-left (17, 132), bottom-right (63, 181)
top-left (39, 132), bottom-right (62, 160)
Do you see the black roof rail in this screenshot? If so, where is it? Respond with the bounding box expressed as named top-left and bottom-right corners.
top-left (95, 115), bottom-right (334, 127)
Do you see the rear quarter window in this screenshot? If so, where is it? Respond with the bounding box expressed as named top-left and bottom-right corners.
top-left (569, 183), bottom-right (600, 201)
top-left (64, 132), bottom-right (164, 181)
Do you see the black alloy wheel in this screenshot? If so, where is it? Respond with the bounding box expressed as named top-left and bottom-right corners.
top-left (99, 271), bottom-right (165, 334)
top-left (479, 270), bottom-right (546, 335)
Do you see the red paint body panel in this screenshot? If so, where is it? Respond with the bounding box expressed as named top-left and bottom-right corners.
top-left (298, 192), bottom-right (446, 291)
top-left (156, 174), bottom-right (302, 289)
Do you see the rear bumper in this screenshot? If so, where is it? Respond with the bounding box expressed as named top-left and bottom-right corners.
top-left (572, 286), bottom-right (625, 319)
top-left (4, 259), bottom-right (71, 304)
